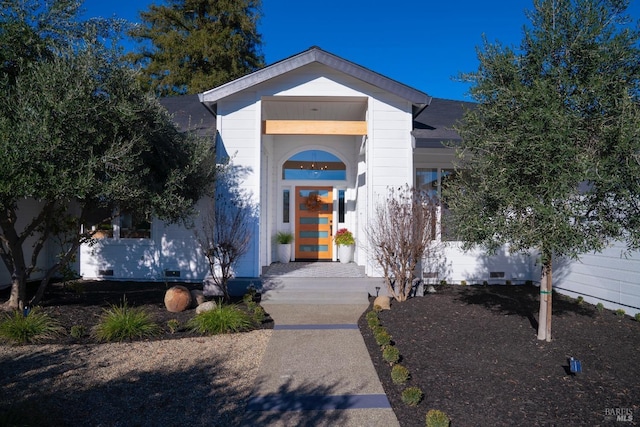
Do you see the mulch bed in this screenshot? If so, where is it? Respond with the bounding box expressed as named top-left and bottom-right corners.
top-left (0, 280), bottom-right (273, 344)
top-left (358, 284), bottom-right (640, 427)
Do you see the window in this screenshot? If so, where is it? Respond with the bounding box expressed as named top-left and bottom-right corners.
top-left (88, 210), bottom-right (151, 240)
top-left (119, 212), bottom-right (151, 239)
top-left (416, 167), bottom-right (459, 241)
top-left (283, 150), bottom-right (346, 180)
top-left (283, 189), bottom-right (290, 223)
top-left (338, 190), bottom-right (345, 223)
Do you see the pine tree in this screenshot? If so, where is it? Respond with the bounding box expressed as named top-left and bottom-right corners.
top-left (445, 0), bottom-right (640, 341)
top-left (129, 0), bottom-right (264, 96)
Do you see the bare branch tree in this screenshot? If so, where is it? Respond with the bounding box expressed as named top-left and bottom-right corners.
top-left (196, 169), bottom-right (255, 301)
top-left (367, 185), bottom-right (437, 302)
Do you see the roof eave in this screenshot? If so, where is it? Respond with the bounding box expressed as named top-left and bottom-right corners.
top-left (199, 47), bottom-right (431, 110)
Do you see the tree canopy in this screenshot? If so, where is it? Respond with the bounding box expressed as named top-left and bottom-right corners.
top-left (444, 0), bottom-right (640, 341)
top-left (129, 0), bottom-right (265, 96)
top-left (0, 0), bottom-right (217, 310)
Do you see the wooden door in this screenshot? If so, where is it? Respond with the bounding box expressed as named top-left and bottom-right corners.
top-left (295, 187), bottom-right (333, 260)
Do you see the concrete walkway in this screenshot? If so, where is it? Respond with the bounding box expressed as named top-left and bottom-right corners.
top-left (244, 302), bottom-right (399, 426)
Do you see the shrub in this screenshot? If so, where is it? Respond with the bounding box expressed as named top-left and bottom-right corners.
top-left (374, 328), bottom-right (392, 347)
top-left (187, 304), bottom-right (253, 335)
top-left (166, 319), bottom-right (180, 334)
top-left (366, 310), bottom-right (379, 322)
top-left (252, 305), bottom-right (266, 323)
top-left (401, 386), bottom-right (424, 406)
top-left (596, 302), bottom-right (604, 312)
top-left (70, 325), bottom-right (86, 339)
top-left (92, 300), bottom-right (160, 342)
top-left (382, 345), bottom-right (401, 364)
top-left (391, 364), bottom-right (410, 384)
top-left (368, 316), bottom-right (380, 329)
top-left (373, 304), bottom-right (383, 312)
top-left (576, 296), bottom-right (584, 305)
top-left (635, 313), bottom-right (640, 322)
top-left (0, 308), bottom-right (64, 345)
top-left (440, 280), bottom-right (447, 286)
top-left (426, 409), bottom-right (451, 427)
top-left (615, 309), bottom-right (626, 317)
top-left (460, 280), bottom-right (467, 286)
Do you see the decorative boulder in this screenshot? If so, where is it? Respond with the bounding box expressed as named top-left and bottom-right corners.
top-left (190, 289), bottom-right (206, 307)
top-left (164, 286), bottom-right (192, 313)
top-left (196, 300), bottom-right (217, 314)
top-left (426, 285), bottom-right (437, 294)
top-left (373, 295), bottom-right (391, 310)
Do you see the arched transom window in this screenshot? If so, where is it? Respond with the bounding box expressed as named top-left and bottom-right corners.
top-left (282, 150), bottom-right (346, 180)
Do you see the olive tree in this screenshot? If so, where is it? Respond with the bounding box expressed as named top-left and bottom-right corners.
top-left (446, 0), bottom-right (640, 341)
top-left (0, 0), bottom-right (216, 310)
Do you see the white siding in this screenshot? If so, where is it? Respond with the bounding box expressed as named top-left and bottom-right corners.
top-left (554, 243), bottom-right (640, 316)
top-left (79, 200), bottom-right (210, 282)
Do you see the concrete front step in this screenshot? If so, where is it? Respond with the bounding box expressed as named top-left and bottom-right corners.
top-left (261, 290), bottom-right (367, 304)
top-left (260, 277), bottom-right (382, 305)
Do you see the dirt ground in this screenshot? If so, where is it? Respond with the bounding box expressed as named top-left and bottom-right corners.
top-left (0, 280), bottom-right (273, 344)
top-left (359, 284), bottom-right (640, 426)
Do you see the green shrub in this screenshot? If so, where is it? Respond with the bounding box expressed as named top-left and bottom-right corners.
top-left (70, 324), bottom-right (86, 339)
top-left (482, 280), bottom-right (489, 286)
top-left (635, 313), bottom-right (640, 322)
top-left (252, 305), bottom-right (266, 323)
top-left (187, 304), bottom-right (253, 335)
top-left (401, 386), bottom-right (424, 406)
top-left (366, 310), bottom-right (379, 322)
top-left (0, 308), bottom-right (64, 345)
top-left (505, 280), bottom-right (512, 286)
top-left (368, 316), bottom-right (380, 329)
top-left (92, 300), bottom-right (160, 342)
top-left (426, 409), bottom-right (451, 427)
top-left (576, 296), bottom-right (584, 305)
top-left (166, 319), bottom-right (180, 334)
top-left (596, 302), bottom-right (604, 312)
top-left (382, 345), bottom-right (401, 364)
top-left (439, 280), bottom-right (447, 286)
top-left (615, 309), bottom-right (626, 317)
top-left (391, 364), bottom-right (410, 384)
top-left (374, 329), bottom-right (392, 347)
top-left (373, 304), bottom-right (383, 312)
top-left (460, 280), bottom-right (467, 286)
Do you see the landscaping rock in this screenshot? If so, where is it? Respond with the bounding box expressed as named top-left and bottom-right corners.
top-left (426, 285), bottom-right (437, 294)
top-left (164, 286), bottom-right (192, 313)
top-left (373, 295), bottom-right (391, 310)
top-left (190, 289), bottom-right (206, 307)
top-left (196, 300), bottom-right (217, 314)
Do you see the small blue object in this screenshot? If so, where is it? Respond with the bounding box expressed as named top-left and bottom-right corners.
top-left (22, 306), bottom-right (30, 317)
top-left (569, 357), bottom-right (582, 374)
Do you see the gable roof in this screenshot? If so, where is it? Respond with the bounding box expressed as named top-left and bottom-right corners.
top-left (159, 94), bottom-right (216, 137)
top-left (412, 98), bottom-right (475, 147)
top-left (199, 46), bottom-right (431, 116)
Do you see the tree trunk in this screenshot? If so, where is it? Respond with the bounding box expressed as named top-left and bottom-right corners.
top-left (537, 256), bottom-right (553, 342)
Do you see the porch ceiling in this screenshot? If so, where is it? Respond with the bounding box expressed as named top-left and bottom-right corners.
top-left (261, 96), bottom-right (368, 121)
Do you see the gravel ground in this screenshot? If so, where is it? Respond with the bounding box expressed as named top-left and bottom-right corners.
top-left (1, 330), bottom-right (272, 426)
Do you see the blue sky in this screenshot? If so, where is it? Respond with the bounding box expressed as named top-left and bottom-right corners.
top-left (81, 0), bottom-right (640, 101)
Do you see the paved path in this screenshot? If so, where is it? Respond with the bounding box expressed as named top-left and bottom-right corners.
top-left (243, 303), bottom-right (400, 427)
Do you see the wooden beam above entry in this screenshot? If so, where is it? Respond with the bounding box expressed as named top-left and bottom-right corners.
top-left (262, 120), bottom-right (367, 135)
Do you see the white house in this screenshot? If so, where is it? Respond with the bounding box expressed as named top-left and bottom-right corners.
top-left (3, 47), bottom-right (638, 316)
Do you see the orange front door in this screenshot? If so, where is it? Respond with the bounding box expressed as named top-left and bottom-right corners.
top-left (295, 187), bottom-right (333, 260)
